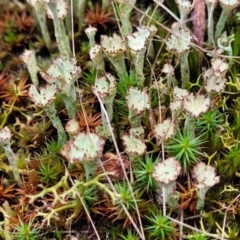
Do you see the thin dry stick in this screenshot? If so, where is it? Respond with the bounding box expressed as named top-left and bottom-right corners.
top-left (66, 167), bottom-right (102, 240)
top-left (179, 209), bottom-right (184, 240)
top-left (161, 144), bottom-right (167, 216)
top-left (94, 90), bottom-right (146, 240)
top-left (167, 216), bottom-right (227, 240)
top-left (71, 0), bottom-right (91, 135)
top-left (221, 193), bottom-right (240, 240)
top-left (111, 1), bottom-right (123, 39)
top-left (98, 160), bottom-right (145, 239)
top-left (145, 35), bottom-right (168, 216)
top-left (153, 0), bottom-right (180, 22)
top-left (146, 2), bottom-right (158, 28)
top-left (101, 2), bottom-right (146, 238)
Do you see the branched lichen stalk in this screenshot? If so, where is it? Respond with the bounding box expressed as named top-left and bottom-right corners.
top-left (28, 172), bottom-right (117, 224)
top-left (48, 200), bottom-right (81, 225)
top-left (28, 172), bottom-right (70, 205)
top-left (43, 102), bottom-right (67, 143)
top-left (2, 144), bottom-right (22, 185)
top-left (0, 202), bottom-right (13, 240)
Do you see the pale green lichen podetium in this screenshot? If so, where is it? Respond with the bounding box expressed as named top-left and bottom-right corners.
top-left (44, 102), bottom-right (67, 143)
top-left (20, 49), bottom-right (39, 87)
top-left (65, 119), bottom-right (79, 139)
top-left (28, 84), bottom-right (67, 143)
top-left (126, 27), bottom-right (151, 88)
top-left (27, 0), bottom-right (51, 51)
top-left (85, 26), bottom-right (98, 48)
top-left (0, 127), bottom-right (22, 185)
top-left (192, 162), bottom-right (219, 210)
top-left (217, 32), bottom-right (234, 66)
top-left (175, 0), bottom-right (192, 27)
top-left (93, 73), bottom-right (116, 124)
top-left (116, 0), bottom-right (136, 36)
top-left (56, 57), bottom-right (81, 119)
top-left (203, 58), bottom-right (228, 106)
top-left (161, 63), bottom-right (177, 91)
top-left (205, 0), bottom-right (218, 45)
top-left (165, 23), bottom-right (193, 90)
top-left (93, 73), bottom-right (116, 139)
top-left (61, 132), bottom-right (105, 180)
top-left (90, 44), bottom-right (105, 73)
top-left (183, 92), bottom-right (210, 132)
top-left (126, 87), bottom-right (150, 128)
top-left (122, 133), bottom-right (146, 171)
top-left (152, 157), bottom-right (182, 212)
top-left (44, 0), bottom-right (71, 59)
top-left (214, 0), bottom-right (239, 42)
top-left (101, 34), bottom-right (127, 77)
top-left (40, 57), bottom-right (82, 119)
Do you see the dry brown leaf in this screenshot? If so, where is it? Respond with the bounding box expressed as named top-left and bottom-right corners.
top-left (191, 0), bottom-right (206, 47)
